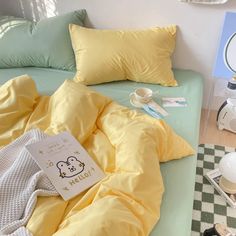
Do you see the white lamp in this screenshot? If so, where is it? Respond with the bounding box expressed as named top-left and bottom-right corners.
top-left (219, 152), bottom-right (236, 194)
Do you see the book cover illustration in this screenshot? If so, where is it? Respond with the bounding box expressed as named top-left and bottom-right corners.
top-left (162, 97), bottom-right (187, 107)
top-left (26, 131), bottom-right (105, 201)
top-left (213, 12), bottom-right (236, 79)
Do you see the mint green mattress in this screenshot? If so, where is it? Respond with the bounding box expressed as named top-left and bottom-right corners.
top-left (0, 67), bottom-right (203, 236)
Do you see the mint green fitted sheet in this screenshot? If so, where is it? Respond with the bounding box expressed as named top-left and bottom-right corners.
top-left (0, 67), bottom-right (203, 236)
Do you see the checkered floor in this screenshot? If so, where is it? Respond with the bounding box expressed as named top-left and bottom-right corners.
top-left (191, 144), bottom-right (236, 236)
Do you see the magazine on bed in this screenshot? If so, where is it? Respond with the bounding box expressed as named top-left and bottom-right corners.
top-left (161, 97), bottom-right (187, 107)
top-left (205, 168), bottom-right (236, 208)
top-left (25, 131), bottom-right (105, 201)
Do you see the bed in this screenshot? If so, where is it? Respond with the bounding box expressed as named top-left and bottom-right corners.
top-left (0, 67), bottom-right (203, 235)
top-left (0, 8), bottom-right (203, 236)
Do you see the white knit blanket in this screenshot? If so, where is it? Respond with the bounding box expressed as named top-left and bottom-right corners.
top-left (0, 129), bottom-right (58, 236)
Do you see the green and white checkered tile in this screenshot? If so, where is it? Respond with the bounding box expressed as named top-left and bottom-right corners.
top-left (191, 144), bottom-right (236, 236)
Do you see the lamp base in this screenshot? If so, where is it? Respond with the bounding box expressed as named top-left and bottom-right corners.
top-left (219, 176), bottom-right (236, 194)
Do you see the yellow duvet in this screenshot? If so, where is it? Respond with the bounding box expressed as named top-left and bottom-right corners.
top-left (0, 75), bottom-right (194, 236)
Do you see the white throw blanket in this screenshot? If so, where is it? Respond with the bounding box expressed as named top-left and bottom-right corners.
top-left (0, 129), bottom-right (58, 236)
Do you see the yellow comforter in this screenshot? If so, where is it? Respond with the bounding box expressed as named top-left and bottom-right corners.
top-left (0, 75), bottom-right (194, 236)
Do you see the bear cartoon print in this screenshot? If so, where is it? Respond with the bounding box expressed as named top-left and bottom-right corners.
top-left (26, 131), bottom-right (105, 200)
top-left (57, 156), bottom-right (85, 178)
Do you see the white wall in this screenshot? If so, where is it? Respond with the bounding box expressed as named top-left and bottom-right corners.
top-left (1, 0), bottom-right (236, 109)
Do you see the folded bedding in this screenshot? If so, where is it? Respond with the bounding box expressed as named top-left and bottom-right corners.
top-left (0, 129), bottom-right (58, 236)
top-left (0, 74), bottom-right (194, 236)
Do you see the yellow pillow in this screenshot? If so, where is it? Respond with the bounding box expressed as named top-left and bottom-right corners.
top-left (69, 24), bottom-right (178, 86)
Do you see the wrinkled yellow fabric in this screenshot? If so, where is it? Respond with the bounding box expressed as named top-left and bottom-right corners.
top-left (0, 75), bottom-right (194, 236)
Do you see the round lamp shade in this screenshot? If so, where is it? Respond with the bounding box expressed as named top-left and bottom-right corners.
top-left (219, 152), bottom-right (236, 183)
top-left (219, 152), bottom-right (236, 194)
